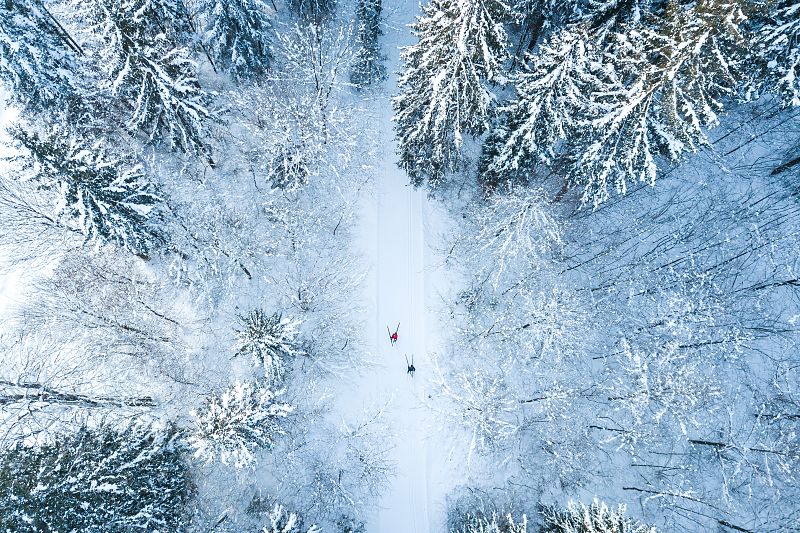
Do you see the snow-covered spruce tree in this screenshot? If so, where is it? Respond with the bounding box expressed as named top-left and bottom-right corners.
top-left (286, 0), bottom-right (336, 22)
top-left (234, 309), bottom-right (302, 385)
top-left (452, 512), bottom-right (528, 532)
top-left (540, 499), bottom-right (656, 533)
top-left (580, 0), bottom-right (657, 28)
top-left (0, 423), bottom-right (193, 532)
top-left (74, 0), bottom-right (210, 154)
top-left (0, 0), bottom-right (87, 115)
top-left (757, 0), bottom-right (800, 106)
top-left (510, 0), bottom-right (576, 59)
top-left (490, 0), bottom-right (749, 205)
top-left (261, 503), bottom-right (321, 533)
top-left (188, 380), bottom-right (292, 468)
top-left (350, 0), bottom-right (386, 88)
top-left (196, 0), bottom-right (273, 81)
top-left (10, 125), bottom-right (165, 255)
top-left (394, 0), bottom-right (510, 188)
top-left (482, 25), bottom-right (603, 187)
top-left (573, 0), bottom-right (747, 195)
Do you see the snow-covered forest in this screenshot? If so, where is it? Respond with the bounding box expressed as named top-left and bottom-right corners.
top-left (0, 0), bottom-right (798, 531)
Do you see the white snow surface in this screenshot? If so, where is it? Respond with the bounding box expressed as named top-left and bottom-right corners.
top-left (342, 3), bottom-right (463, 530)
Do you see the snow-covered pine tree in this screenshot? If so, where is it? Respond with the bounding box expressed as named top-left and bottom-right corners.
top-left (393, 0), bottom-right (511, 188)
top-left (490, 0), bottom-right (748, 205)
top-left (483, 25), bottom-right (605, 187)
top-left (75, 0), bottom-right (210, 154)
top-left (234, 309), bottom-right (302, 385)
top-left (758, 1), bottom-right (800, 106)
top-left (11, 125), bottom-right (165, 255)
top-left (187, 380), bottom-right (293, 468)
top-left (572, 0), bottom-right (747, 205)
top-left (287, 0), bottom-right (336, 22)
top-left (350, 0), bottom-right (386, 88)
top-left (0, 423), bottom-right (193, 532)
top-left (197, 0), bottom-right (273, 81)
top-left (0, 0), bottom-right (86, 115)
top-left (540, 498), bottom-right (656, 533)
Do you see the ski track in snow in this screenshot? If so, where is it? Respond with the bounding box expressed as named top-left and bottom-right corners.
top-left (348, 2), bottom-right (458, 531)
top-left (373, 144), bottom-right (430, 533)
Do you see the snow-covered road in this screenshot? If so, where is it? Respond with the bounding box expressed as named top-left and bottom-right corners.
top-left (350, 0), bottom-right (456, 533)
top-left (354, 65), bottom-right (436, 533)
top-left (371, 140), bottom-right (430, 533)
top-left (349, 3), bottom-right (458, 531)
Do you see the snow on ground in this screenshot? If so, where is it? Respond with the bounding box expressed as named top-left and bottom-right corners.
top-left (340, 2), bottom-right (466, 530)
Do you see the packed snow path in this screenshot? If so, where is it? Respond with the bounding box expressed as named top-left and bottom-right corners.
top-left (357, 63), bottom-right (435, 533)
top-left (373, 150), bottom-right (430, 533)
top-left (349, 3), bottom-right (456, 531)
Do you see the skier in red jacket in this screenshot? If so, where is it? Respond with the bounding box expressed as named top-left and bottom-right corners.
top-left (387, 323), bottom-right (399, 347)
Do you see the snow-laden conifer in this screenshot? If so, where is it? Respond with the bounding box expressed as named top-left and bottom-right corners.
top-left (758, 1), bottom-right (800, 106)
top-left (490, 0), bottom-right (748, 205)
top-left (350, 0), bottom-right (386, 88)
top-left (511, 0), bottom-right (576, 57)
top-left (234, 309), bottom-right (302, 385)
top-left (574, 1), bottom-right (746, 205)
top-left (188, 380), bottom-right (292, 468)
top-left (394, 0), bottom-right (510, 187)
top-left (485, 25), bottom-right (603, 182)
top-left (0, 423), bottom-right (193, 532)
top-left (197, 0), bottom-right (273, 81)
top-left (0, 0), bottom-right (85, 115)
top-left (580, 0), bottom-right (653, 27)
top-left (287, 0), bottom-right (336, 22)
top-left (11, 125), bottom-right (165, 255)
top-left (75, 0), bottom-right (210, 153)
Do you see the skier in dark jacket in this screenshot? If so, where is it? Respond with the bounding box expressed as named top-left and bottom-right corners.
top-left (406, 354), bottom-right (415, 377)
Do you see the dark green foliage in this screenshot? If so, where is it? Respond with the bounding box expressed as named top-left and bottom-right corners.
top-left (81, 0), bottom-right (210, 153)
top-left (0, 0), bottom-right (85, 115)
top-left (393, 0), bottom-right (510, 189)
top-left (13, 125), bottom-right (166, 255)
top-left (350, 0), bottom-right (386, 88)
top-left (0, 424), bottom-right (194, 532)
top-left (198, 0), bottom-right (273, 81)
top-left (286, 0), bottom-right (336, 22)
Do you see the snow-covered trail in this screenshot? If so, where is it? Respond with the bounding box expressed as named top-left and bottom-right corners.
top-left (371, 136), bottom-right (430, 533)
top-left (348, 2), bottom-right (456, 531)
top-left (357, 56), bottom-right (434, 533)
